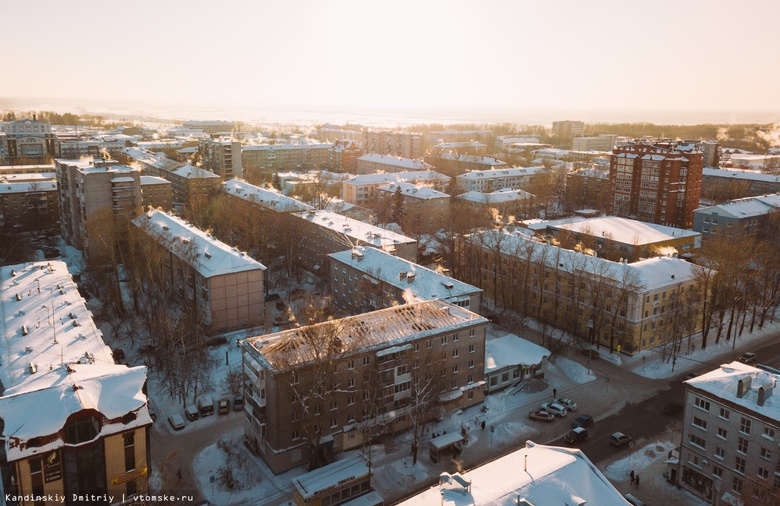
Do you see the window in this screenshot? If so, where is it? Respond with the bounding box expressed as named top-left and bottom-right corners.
top-left (692, 417), bottom-right (708, 430)
top-left (761, 447), bottom-right (772, 460)
top-left (292, 372), bottom-right (300, 385)
top-left (737, 437), bottom-right (749, 454)
top-left (735, 456), bottom-right (746, 474)
top-left (331, 418), bottom-right (338, 428)
top-left (452, 365), bottom-right (459, 374)
top-left (468, 360), bottom-right (474, 369)
top-left (441, 335), bottom-right (448, 345)
top-left (733, 476), bottom-right (743, 494)
top-left (715, 447), bottom-right (725, 460)
top-left (452, 349), bottom-right (459, 358)
top-left (469, 344), bottom-right (476, 353)
top-left (763, 427), bottom-right (775, 440)
top-left (65, 415), bottom-right (100, 444)
top-left (689, 434), bottom-right (706, 449)
top-left (426, 340), bottom-right (432, 349)
top-left (717, 427), bottom-right (728, 440)
top-left (347, 359), bottom-right (355, 370)
top-left (719, 408), bottom-right (730, 420)
top-left (292, 430), bottom-right (301, 440)
top-left (713, 465), bottom-right (723, 479)
top-left (330, 400), bottom-right (338, 411)
top-left (695, 398), bottom-right (710, 412)
top-left (740, 417), bottom-right (751, 435)
top-left (347, 378), bottom-right (355, 388)
top-left (469, 329), bottom-right (475, 337)
top-left (414, 343), bottom-right (420, 352)
top-left (123, 432), bottom-right (135, 472)
top-left (451, 379), bottom-right (459, 389)
top-left (759, 468), bottom-right (769, 480)
top-left (453, 333), bottom-right (459, 342)
top-left (363, 356), bottom-right (370, 366)
top-left (314, 405), bottom-right (321, 416)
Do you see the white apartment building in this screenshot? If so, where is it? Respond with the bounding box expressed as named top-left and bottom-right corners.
top-left (456, 167), bottom-right (547, 192)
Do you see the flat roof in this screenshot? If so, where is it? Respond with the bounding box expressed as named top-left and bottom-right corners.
top-left (0, 181), bottom-right (57, 193)
top-left (345, 170), bottom-right (448, 186)
top-left (547, 216), bottom-right (700, 245)
top-left (132, 209), bottom-right (266, 278)
top-left (485, 334), bottom-right (550, 372)
top-left (292, 456), bottom-right (369, 500)
top-left (458, 188), bottom-right (533, 204)
top-left (457, 167), bottom-right (546, 180)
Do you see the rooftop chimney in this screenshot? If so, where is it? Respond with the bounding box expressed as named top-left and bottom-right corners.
top-left (737, 376), bottom-right (752, 398)
top-left (758, 383), bottom-right (773, 406)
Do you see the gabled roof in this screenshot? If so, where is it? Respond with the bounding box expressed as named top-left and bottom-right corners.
top-left (485, 335), bottom-right (549, 372)
top-left (171, 163), bottom-right (220, 179)
top-left (357, 154), bottom-right (431, 170)
top-left (457, 167), bottom-right (546, 180)
top-left (345, 170), bottom-right (449, 186)
top-left (458, 188), bottom-right (533, 204)
top-left (223, 178), bottom-right (311, 212)
top-left (377, 182), bottom-right (450, 200)
top-left (695, 193), bottom-right (780, 219)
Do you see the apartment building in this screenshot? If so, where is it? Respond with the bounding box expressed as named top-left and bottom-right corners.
top-left (241, 299), bottom-right (487, 473)
top-left (164, 163), bottom-right (221, 206)
top-left (139, 175), bottom-right (172, 211)
top-left (328, 246), bottom-right (481, 314)
top-left (461, 229), bottom-right (702, 355)
top-left (456, 167), bottom-right (547, 192)
top-left (291, 209), bottom-right (418, 272)
top-left (329, 139), bottom-right (363, 173)
top-left (198, 137), bottom-right (243, 179)
top-left (564, 166), bottom-right (610, 213)
top-left (572, 135), bottom-right (618, 151)
top-left (242, 142), bottom-right (331, 178)
top-left (424, 129), bottom-right (492, 149)
top-left (457, 188), bottom-right (535, 221)
top-left (607, 142), bottom-right (704, 228)
top-left (424, 153), bottom-right (507, 177)
top-left (355, 154), bottom-right (431, 175)
top-left (701, 168), bottom-right (780, 203)
top-left (0, 179), bottom-right (58, 232)
top-left (0, 164), bottom-right (54, 176)
top-left (132, 209), bottom-right (266, 331)
top-left (552, 120), bottom-right (585, 139)
top-left (430, 141), bottom-right (488, 155)
top-left (693, 193), bottom-right (780, 236)
top-left (222, 178), bottom-right (312, 213)
top-left (364, 131), bottom-right (421, 159)
top-left (1, 118), bottom-right (59, 163)
top-left (56, 158), bottom-right (142, 260)
top-left (376, 182), bottom-right (450, 234)
top-left (678, 362), bottom-right (780, 505)
top-left (341, 170), bottom-right (449, 207)
top-left (182, 120), bottom-right (234, 135)
top-left (0, 261), bottom-right (152, 502)
top-left (58, 136), bottom-right (129, 160)
top-left (317, 128), bottom-right (365, 143)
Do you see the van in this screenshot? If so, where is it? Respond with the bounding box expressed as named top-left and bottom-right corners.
top-left (184, 404), bottom-right (199, 421)
top-left (198, 396), bottom-right (214, 417)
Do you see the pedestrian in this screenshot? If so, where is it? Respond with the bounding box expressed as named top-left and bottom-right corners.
top-left (553, 388), bottom-right (557, 398)
top-left (635, 474), bottom-right (640, 489)
top-left (177, 468), bottom-right (182, 481)
top-left (629, 470), bottom-right (635, 485)
top-left (481, 420), bottom-right (486, 431)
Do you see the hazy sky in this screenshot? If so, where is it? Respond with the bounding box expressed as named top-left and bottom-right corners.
top-left (3, 0), bottom-right (780, 120)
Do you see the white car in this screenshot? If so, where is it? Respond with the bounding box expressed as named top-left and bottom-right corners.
top-left (167, 413), bottom-right (185, 431)
top-left (540, 402), bottom-right (568, 417)
top-left (556, 397), bottom-right (577, 411)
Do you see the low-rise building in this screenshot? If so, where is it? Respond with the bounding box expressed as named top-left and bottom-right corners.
top-left (457, 188), bottom-right (535, 221)
top-left (1, 118), bottom-right (59, 164)
top-left (424, 153), bottom-right (507, 177)
top-left (397, 441), bottom-right (628, 505)
top-left (182, 120), bottom-right (234, 135)
top-left (341, 170), bottom-right (449, 207)
top-left (328, 246), bottom-right (481, 314)
top-left (572, 135), bottom-right (618, 151)
top-left (456, 167), bottom-right (547, 192)
top-left (693, 193), bottom-right (780, 236)
top-left (222, 178), bottom-right (311, 213)
top-left (0, 261), bottom-right (152, 501)
top-left (139, 175), bottom-right (172, 211)
top-left (329, 139), bottom-right (363, 173)
top-left (430, 141), bottom-right (488, 155)
top-left (132, 209), bottom-right (266, 331)
top-left (376, 182), bottom-right (450, 235)
top-left (355, 154), bottom-right (431, 175)
top-left (242, 141), bottom-right (331, 178)
top-left (679, 362), bottom-right (780, 505)
top-left (241, 299), bottom-right (487, 474)
top-left (0, 178), bottom-right (58, 233)
top-left (701, 168), bottom-right (780, 203)
top-left (484, 334), bottom-right (549, 393)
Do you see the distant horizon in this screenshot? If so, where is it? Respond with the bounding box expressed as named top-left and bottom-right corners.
top-left (2, 96), bottom-right (779, 129)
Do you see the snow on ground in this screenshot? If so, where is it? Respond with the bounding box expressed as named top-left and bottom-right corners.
top-left (193, 429), bottom-right (265, 505)
top-left (371, 456), bottom-right (434, 496)
top-left (553, 356), bottom-right (593, 384)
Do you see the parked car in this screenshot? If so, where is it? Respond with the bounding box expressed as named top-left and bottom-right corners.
top-left (233, 394), bottom-right (245, 411)
top-left (664, 402), bottom-right (683, 415)
top-left (540, 402), bottom-right (568, 417)
top-left (571, 414), bottom-right (594, 428)
top-left (198, 396), bottom-right (214, 417)
top-left (184, 404), bottom-right (199, 421)
top-left (609, 432), bottom-right (633, 447)
top-left (528, 410), bottom-right (555, 422)
top-left (555, 397), bottom-right (577, 411)
top-left (218, 398), bottom-right (231, 414)
top-left (564, 427), bottom-right (589, 445)
top-left (580, 348), bottom-right (600, 359)
top-left (168, 414), bottom-right (185, 431)
top-left (738, 352), bottom-right (757, 365)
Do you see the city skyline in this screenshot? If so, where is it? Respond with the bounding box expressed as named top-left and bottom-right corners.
top-left (2, 0), bottom-right (780, 125)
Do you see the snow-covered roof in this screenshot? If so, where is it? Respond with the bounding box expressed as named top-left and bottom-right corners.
top-left (140, 175), bottom-right (171, 186)
top-left (0, 164), bottom-right (54, 173)
top-left (358, 154), bottom-right (431, 170)
top-left (469, 230), bottom-right (699, 292)
top-left (176, 146), bottom-right (199, 154)
top-left (397, 441), bottom-right (629, 505)
top-left (246, 300), bottom-right (485, 370)
top-left (0, 364), bottom-right (150, 460)
top-left (171, 163), bottom-right (220, 179)
top-left (0, 261), bottom-right (114, 395)
top-left (694, 193), bottom-right (780, 219)
top-left (703, 167), bottom-right (780, 183)
top-left (433, 141), bottom-right (487, 149)
top-left (223, 178), bottom-right (311, 212)
top-left (377, 182), bottom-right (450, 200)
top-left (685, 362), bottom-right (780, 423)
top-left (111, 176), bottom-right (135, 183)
top-left (458, 188), bottom-right (534, 204)
top-left (345, 170), bottom-right (449, 186)
top-left (0, 172), bottom-right (56, 184)
top-left (485, 335), bottom-right (549, 372)
top-left (293, 210), bottom-right (416, 249)
top-left (132, 209), bottom-right (266, 278)
top-left (328, 247), bottom-right (480, 302)
top-left (434, 153), bottom-right (506, 165)
top-left (547, 216), bottom-right (700, 246)
top-left (457, 167), bottom-right (546, 180)
top-left (242, 141), bottom-right (331, 151)
top-left (292, 456), bottom-right (369, 500)
top-left (0, 181), bottom-right (57, 193)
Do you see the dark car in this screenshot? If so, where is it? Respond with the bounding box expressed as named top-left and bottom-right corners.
top-left (580, 348), bottom-right (600, 360)
top-left (564, 427), bottom-right (589, 445)
top-left (233, 394), bottom-right (245, 411)
top-left (738, 352), bottom-right (757, 365)
top-left (664, 402), bottom-right (683, 415)
top-left (218, 398), bottom-right (231, 414)
top-left (571, 414), bottom-right (594, 428)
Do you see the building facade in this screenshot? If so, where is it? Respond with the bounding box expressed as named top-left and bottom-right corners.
top-left (1, 118), bottom-right (59, 164)
top-left (678, 363), bottom-right (780, 505)
top-left (607, 142), bottom-right (704, 228)
top-left (376, 182), bottom-right (450, 235)
top-left (241, 299), bottom-right (487, 474)
top-left (355, 154), bottom-right (431, 175)
top-left (198, 138), bottom-right (243, 179)
top-left (423, 153), bottom-right (507, 177)
top-left (0, 179), bottom-right (59, 233)
top-left (340, 170), bottom-right (449, 207)
top-left (701, 168), bottom-right (780, 203)
top-left (329, 139), bottom-right (363, 173)
top-left (242, 142), bottom-right (331, 178)
top-left (364, 131), bottom-right (421, 159)
top-left (572, 135), bottom-right (617, 151)
top-left (456, 167), bottom-right (547, 193)
top-left (693, 193), bottom-right (780, 236)
top-left (139, 176), bottom-right (172, 211)
top-left (552, 120), bottom-right (585, 139)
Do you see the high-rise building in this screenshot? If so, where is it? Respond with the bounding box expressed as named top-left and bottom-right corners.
top-left (198, 138), bottom-right (243, 179)
top-left (607, 142), bottom-right (704, 228)
top-left (552, 120), bottom-right (585, 139)
top-left (364, 131), bottom-right (421, 159)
